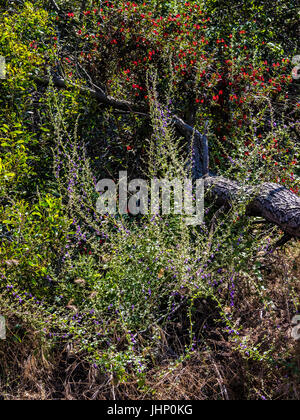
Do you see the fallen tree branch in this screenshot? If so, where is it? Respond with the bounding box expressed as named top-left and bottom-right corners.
top-left (39, 73), bottom-right (300, 240)
top-left (204, 177), bottom-right (300, 238)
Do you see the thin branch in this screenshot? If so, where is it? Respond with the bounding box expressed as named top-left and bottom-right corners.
top-left (49, 0), bottom-right (60, 13)
top-left (274, 233), bottom-right (293, 248)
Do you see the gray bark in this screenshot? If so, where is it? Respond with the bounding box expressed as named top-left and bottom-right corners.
top-left (204, 177), bottom-right (300, 238)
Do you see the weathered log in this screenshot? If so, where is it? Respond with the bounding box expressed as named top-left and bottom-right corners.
top-left (204, 176), bottom-right (300, 238)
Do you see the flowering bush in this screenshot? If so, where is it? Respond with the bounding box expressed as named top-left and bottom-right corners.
top-left (0, 0), bottom-right (299, 400)
top-left (58, 0), bottom-right (299, 191)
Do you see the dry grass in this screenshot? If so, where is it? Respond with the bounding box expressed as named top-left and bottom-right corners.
top-left (0, 243), bottom-right (299, 400)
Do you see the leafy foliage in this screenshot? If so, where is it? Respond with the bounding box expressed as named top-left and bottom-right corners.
top-left (0, 0), bottom-right (299, 400)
